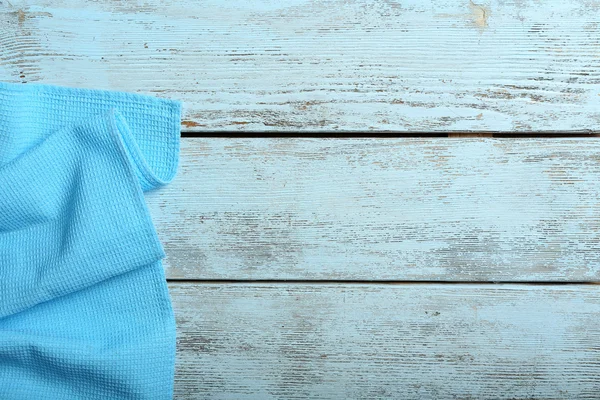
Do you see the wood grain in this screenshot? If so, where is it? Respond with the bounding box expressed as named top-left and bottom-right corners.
top-left (2, 0), bottom-right (600, 132)
top-left (148, 137), bottom-right (600, 281)
top-left (170, 283), bottom-right (600, 399)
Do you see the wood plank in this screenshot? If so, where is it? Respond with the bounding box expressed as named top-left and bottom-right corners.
top-left (170, 283), bottom-right (600, 399)
top-left (2, 1), bottom-right (600, 132)
top-left (149, 137), bottom-right (600, 281)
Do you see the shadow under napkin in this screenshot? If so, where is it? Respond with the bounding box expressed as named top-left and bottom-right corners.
top-left (0, 82), bottom-right (181, 399)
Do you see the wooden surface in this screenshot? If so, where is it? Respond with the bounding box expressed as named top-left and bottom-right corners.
top-left (149, 137), bottom-right (600, 282)
top-left (2, 0), bottom-right (600, 132)
top-left (3, 0), bottom-right (600, 398)
top-left (170, 283), bottom-right (600, 399)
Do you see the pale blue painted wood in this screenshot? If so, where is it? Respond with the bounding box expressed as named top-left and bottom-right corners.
top-left (171, 283), bottom-right (600, 399)
top-left (1, 0), bottom-right (600, 131)
top-left (148, 138), bottom-right (600, 281)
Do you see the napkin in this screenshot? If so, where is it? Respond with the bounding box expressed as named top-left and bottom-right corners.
top-left (0, 81), bottom-right (180, 399)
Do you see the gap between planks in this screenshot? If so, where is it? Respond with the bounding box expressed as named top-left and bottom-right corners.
top-left (166, 279), bottom-right (600, 286)
top-left (180, 132), bottom-right (600, 138)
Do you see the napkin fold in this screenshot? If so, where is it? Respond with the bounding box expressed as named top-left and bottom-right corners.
top-left (0, 82), bottom-right (180, 399)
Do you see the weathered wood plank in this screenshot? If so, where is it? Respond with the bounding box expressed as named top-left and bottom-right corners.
top-left (149, 137), bottom-right (600, 281)
top-left (2, 1), bottom-right (600, 132)
top-left (170, 283), bottom-right (600, 399)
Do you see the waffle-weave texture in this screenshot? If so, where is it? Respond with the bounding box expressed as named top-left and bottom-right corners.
top-left (0, 82), bottom-right (180, 399)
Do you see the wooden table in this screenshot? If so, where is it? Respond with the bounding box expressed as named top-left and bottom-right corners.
top-left (3, 1), bottom-right (600, 398)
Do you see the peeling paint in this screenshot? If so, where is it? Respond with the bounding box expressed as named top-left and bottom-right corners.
top-left (469, 0), bottom-right (490, 31)
top-left (14, 8), bottom-right (53, 26)
top-left (181, 120), bottom-right (202, 128)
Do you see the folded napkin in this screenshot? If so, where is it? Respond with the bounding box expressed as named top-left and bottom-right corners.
top-left (0, 82), bottom-right (180, 399)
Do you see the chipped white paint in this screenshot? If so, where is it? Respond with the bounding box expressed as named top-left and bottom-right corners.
top-left (2, 0), bottom-right (600, 131)
top-left (171, 283), bottom-right (600, 399)
top-left (148, 138), bottom-right (600, 281)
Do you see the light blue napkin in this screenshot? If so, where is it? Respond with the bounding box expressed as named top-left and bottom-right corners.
top-left (0, 82), bottom-right (180, 399)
